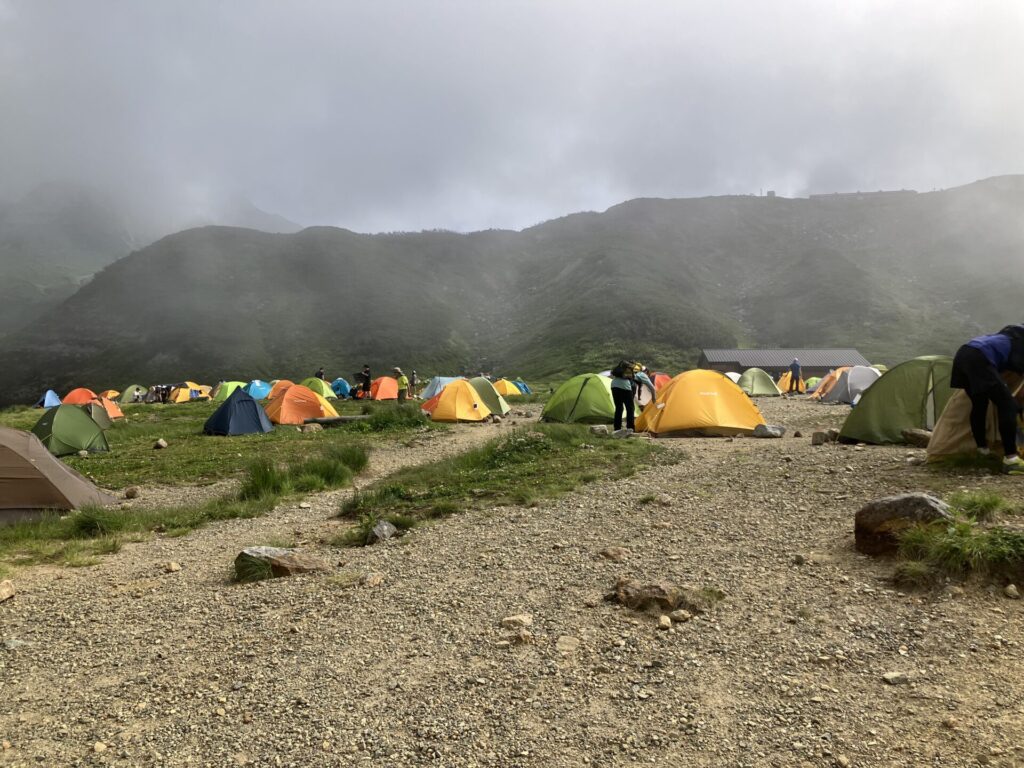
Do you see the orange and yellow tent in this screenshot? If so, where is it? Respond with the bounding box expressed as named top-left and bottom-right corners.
top-left (98, 389), bottom-right (120, 400)
top-left (811, 367), bottom-right (849, 400)
top-left (264, 384), bottom-right (339, 425)
top-left (267, 379), bottom-right (295, 400)
top-left (371, 377), bottom-right (399, 400)
top-left (492, 379), bottom-right (522, 397)
top-left (64, 388), bottom-right (99, 405)
top-left (93, 396), bottom-right (124, 421)
top-left (637, 369), bottom-right (766, 437)
top-left (777, 371), bottom-right (806, 394)
top-left (421, 379), bottom-right (492, 422)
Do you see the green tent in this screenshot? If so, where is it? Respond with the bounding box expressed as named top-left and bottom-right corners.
top-left (542, 374), bottom-right (615, 424)
top-left (31, 404), bottom-right (110, 457)
top-left (212, 381), bottom-right (247, 402)
top-left (81, 402), bottom-right (113, 431)
top-left (839, 355), bottom-right (953, 444)
top-left (737, 367), bottom-right (781, 397)
top-left (300, 377), bottom-right (337, 400)
top-left (468, 377), bottom-right (511, 416)
top-left (118, 384), bottom-right (148, 404)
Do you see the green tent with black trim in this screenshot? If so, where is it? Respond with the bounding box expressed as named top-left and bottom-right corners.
top-left (542, 374), bottom-right (614, 424)
top-left (31, 404), bottom-right (110, 457)
top-left (468, 377), bottom-right (510, 416)
top-left (737, 367), bottom-right (781, 397)
top-left (839, 355), bottom-right (953, 444)
top-left (118, 384), bottom-right (148, 404)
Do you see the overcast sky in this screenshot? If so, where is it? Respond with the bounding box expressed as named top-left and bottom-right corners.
top-left (1, 1), bottom-right (1022, 233)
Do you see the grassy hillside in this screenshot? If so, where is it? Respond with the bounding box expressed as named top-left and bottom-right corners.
top-left (1, 176), bottom-right (1023, 404)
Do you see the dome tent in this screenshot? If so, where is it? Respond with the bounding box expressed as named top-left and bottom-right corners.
top-left (35, 390), bottom-right (62, 408)
top-left (212, 381), bottom-right (247, 402)
top-left (638, 370), bottom-right (766, 437)
top-left (118, 385), bottom-right (148, 404)
top-left (513, 378), bottom-right (532, 395)
top-left (243, 380), bottom-right (273, 400)
top-left (31, 405), bottom-right (109, 457)
top-left (63, 387), bottom-right (98, 405)
top-left (204, 388), bottom-right (274, 436)
top-left (300, 377), bottom-right (336, 400)
top-left (468, 377), bottom-right (511, 416)
top-left (331, 378), bottom-right (352, 398)
top-left (421, 379), bottom-right (492, 422)
top-left (264, 384), bottom-right (339, 425)
top-left (542, 374), bottom-right (614, 424)
top-left (267, 379), bottom-right (295, 400)
top-left (811, 367), bottom-right (851, 401)
top-left (776, 371), bottom-right (806, 394)
top-left (492, 379), bottom-right (522, 397)
top-left (421, 376), bottom-right (463, 400)
top-left (839, 356), bottom-right (953, 444)
top-left (371, 377), bottom-right (399, 400)
top-left (737, 368), bottom-right (781, 397)
top-left (820, 366), bottom-right (881, 404)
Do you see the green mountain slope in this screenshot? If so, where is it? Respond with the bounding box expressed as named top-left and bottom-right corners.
top-left (2, 176), bottom-right (1023, 405)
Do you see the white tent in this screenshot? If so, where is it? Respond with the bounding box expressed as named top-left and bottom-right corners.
top-left (725, 372), bottom-right (741, 384)
top-left (822, 366), bottom-right (881, 404)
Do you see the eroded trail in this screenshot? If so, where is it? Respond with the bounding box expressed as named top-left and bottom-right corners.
top-left (2, 399), bottom-right (1023, 768)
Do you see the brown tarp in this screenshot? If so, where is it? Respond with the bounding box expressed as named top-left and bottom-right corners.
top-left (0, 427), bottom-right (116, 514)
top-left (927, 373), bottom-right (1024, 460)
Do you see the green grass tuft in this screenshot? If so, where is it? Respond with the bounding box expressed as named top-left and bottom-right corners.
top-left (238, 458), bottom-right (288, 500)
top-left (898, 520), bottom-right (1024, 579)
top-left (67, 507), bottom-right (131, 538)
top-left (948, 490), bottom-right (1017, 521)
top-left (233, 555), bottom-right (274, 584)
top-left (893, 559), bottom-right (940, 590)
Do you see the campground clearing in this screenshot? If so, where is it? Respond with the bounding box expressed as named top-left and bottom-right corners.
top-left (2, 399), bottom-right (1024, 766)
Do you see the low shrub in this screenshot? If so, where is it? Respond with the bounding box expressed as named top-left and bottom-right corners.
top-left (238, 458), bottom-right (288, 500)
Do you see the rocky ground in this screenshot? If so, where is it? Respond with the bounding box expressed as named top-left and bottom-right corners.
top-left (2, 398), bottom-right (1023, 767)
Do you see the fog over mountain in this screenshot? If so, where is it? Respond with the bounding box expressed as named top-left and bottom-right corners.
top-left (1, 1), bottom-right (1022, 233)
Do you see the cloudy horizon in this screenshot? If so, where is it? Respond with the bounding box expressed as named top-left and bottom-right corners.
top-left (1, 1), bottom-right (1022, 234)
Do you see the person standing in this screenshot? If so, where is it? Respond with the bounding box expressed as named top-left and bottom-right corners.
top-left (360, 365), bottom-right (372, 398)
top-left (951, 325), bottom-right (1024, 474)
top-left (315, 366), bottom-right (326, 381)
top-left (787, 358), bottom-right (802, 395)
top-left (394, 367), bottom-right (409, 403)
top-left (609, 360), bottom-right (636, 434)
top-left (410, 370), bottom-right (418, 399)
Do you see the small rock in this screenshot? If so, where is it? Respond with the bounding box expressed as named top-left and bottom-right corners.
top-left (753, 424), bottom-right (785, 439)
top-left (653, 520), bottom-right (672, 530)
top-left (589, 425), bottom-right (609, 436)
top-left (163, 562), bottom-right (181, 573)
top-left (882, 671), bottom-right (909, 685)
top-left (300, 423), bottom-right (323, 433)
top-left (606, 577), bottom-right (722, 614)
top-left (298, 502), bottom-right (311, 510)
top-left (942, 715), bottom-right (959, 730)
top-left (612, 429), bottom-right (633, 439)
top-left (77, 450), bottom-right (89, 458)
top-left (234, 547), bottom-right (330, 578)
top-left (792, 553), bottom-right (807, 566)
top-left (655, 494), bottom-right (672, 507)
top-left (124, 486), bottom-right (140, 499)
top-left (94, 742), bottom-right (107, 753)
top-left (669, 609), bottom-right (692, 623)
top-left (599, 546), bottom-right (630, 562)
top-left (0, 580), bottom-right (14, 602)
top-left (826, 428), bottom-right (840, 441)
top-left (836, 756), bottom-right (851, 767)
top-left (361, 572), bottom-right (384, 587)
top-left (491, 415), bottom-right (502, 424)
top-left (555, 635), bottom-right (580, 653)
top-left (901, 428), bottom-right (932, 448)
top-left (793, 430), bottom-right (803, 438)
top-left (501, 614), bottom-right (533, 629)
top-left (153, 438), bottom-right (168, 450)
top-left (514, 629), bottom-right (534, 645)
top-left (657, 615), bottom-right (672, 630)
top-left (855, 493), bottom-right (952, 556)
top-left (1004, 584), bottom-right (1020, 599)
top-left (811, 431), bottom-right (829, 446)
top-left (368, 520), bottom-right (398, 544)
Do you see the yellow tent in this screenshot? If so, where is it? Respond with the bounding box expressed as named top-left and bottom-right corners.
top-left (98, 389), bottom-right (120, 400)
top-left (492, 379), bottom-right (522, 397)
top-left (421, 379), bottom-right (492, 422)
top-left (168, 386), bottom-right (192, 403)
top-left (637, 370), bottom-right (766, 437)
top-left (777, 371), bottom-right (806, 394)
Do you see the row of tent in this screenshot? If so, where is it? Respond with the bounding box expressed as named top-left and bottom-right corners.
top-left (722, 366), bottom-right (883, 405)
top-left (538, 356), bottom-right (955, 444)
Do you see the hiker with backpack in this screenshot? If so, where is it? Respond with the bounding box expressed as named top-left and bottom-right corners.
top-left (787, 358), bottom-right (802, 394)
top-left (951, 325), bottom-right (1024, 474)
top-left (610, 360), bottom-right (636, 434)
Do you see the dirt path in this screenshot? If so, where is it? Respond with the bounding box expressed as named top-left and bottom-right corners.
top-left (2, 399), bottom-right (1022, 767)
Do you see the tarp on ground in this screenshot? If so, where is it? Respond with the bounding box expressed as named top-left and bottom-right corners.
top-left (243, 380), bottom-right (272, 400)
top-left (0, 427), bottom-right (116, 515)
top-left (63, 388), bottom-right (98, 405)
top-left (300, 377), bottom-right (336, 399)
top-left (331, 378), bottom-right (352, 398)
top-left (839, 356), bottom-right (954, 444)
top-left (469, 377), bottom-right (511, 416)
top-left (204, 388), bottom-right (274, 436)
top-left (737, 368), bottom-right (781, 397)
top-left (264, 384), bottom-right (339, 425)
top-left (421, 376), bottom-right (463, 400)
top-left (31, 405), bottom-right (109, 457)
top-left (421, 379), bottom-right (492, 422)
top-left (118, 385), bottom-right (148, 404)
top-left (927, 372), bottom-right (1024, 460)
top-left (542, 374), bottom-right (614, 424)
top-left (371, 377), bottom-right (399, 400)
top-left (35, 390), bottom-right (61, 408)
top-left (637, 370), bottom-right (766, 437)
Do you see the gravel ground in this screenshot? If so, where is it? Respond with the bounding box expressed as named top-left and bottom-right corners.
top-left (2, 397), bottom-right (1023, 767)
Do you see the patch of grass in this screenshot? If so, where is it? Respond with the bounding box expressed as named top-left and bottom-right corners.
top-left (233, 554), bottom-right (274, 584)
top-left (326, 569), bottom-right (362, 589)
top-left (351, 403), bottom-right (430, 433)
top-left (929, 452), bottom-right (1004, 474)
top-left (67, 507), bottom-right (132, 538)
top-left (338, 424), bottom-right (660, 529)
top-left (639, 493), bottom-right (657, 505)
top-left (893, 559), bottom-right (940, 590)
top-left (898, 519), bottom-right (1024, 580)
top-left (332, 511), bottom-right (381, 548)
top-left (238, 458), bottom-right (288, 500)
top-left (948, 490), bottom-right (1017, 522)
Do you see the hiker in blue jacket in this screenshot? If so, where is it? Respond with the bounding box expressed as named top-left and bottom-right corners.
top-left (609, 360), bottom-right (636, 433)
top-left (787, 358), bottom-right (802, 394)
top-left (951, 325), bottom-right (1024, 474)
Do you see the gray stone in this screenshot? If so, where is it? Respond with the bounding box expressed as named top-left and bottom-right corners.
top-left (753, 424), bottom-right (786, 439)
top-left (882, 671), bottom-right (909, 685)
top-left (1004, 584), bottom-right (1020, 599)
top-left (361, 571), bottom-right (384, 587)
top-left (500, 613), bottom-right (533, 629)
top-left (606, 577), bottom-right (722, 614)
top-left (669, 609), bottom-right (692, 623)
top-left (301, 423), bottom-right (323, 433)
top-left (77, 450), bottom-right (89, 458)
top-left (612, 428), bottom-right (633, 439)
top-left (163, 562), bottom-right (181, 573)
top-left (599, 546), bottom-right (630, 562)
top-left (657, 615), bottom-right (672, 630)
top-left (589, 425), bottom-right (609, 436)
top-left (124, 486), bottom-right (140, 499)
top-left (901, 428), bottom-right (932, 448)
top-left (826, 428), bottom-right (841, 441)
top-left (555, 635), bottom-right (580, 653)
top-left (153, 438), bottom-right (168, 450)
top-left (855, 493), bottom-right (952, 555)
top-left (234, 547), bottom-right (329, 578)
top-left (369, 520), bottom-right (398, 544)
top-left (0, 580), bottom-right (14, 602)
top-left (811, 431), bottom-right (830, 446)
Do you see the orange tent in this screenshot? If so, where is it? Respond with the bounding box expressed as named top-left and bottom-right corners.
top-left (98, 389), bottom-right (120, 400)
top-left (64, 388), bottom-right (99, 405)
top-left (651, 372), bottom-right (672, 390)
top-left (93, 396), bottom-right (124, 421)
top-left (371, 377), bottom-right (399, 400)
top-left (811, 367), bottom-right (850, 400)
top-left (267, 379), bottom-right (295, 400)
top-left (264, 384), bottom-right (339, 425)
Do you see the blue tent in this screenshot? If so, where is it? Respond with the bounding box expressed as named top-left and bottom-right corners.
top-left (35, 390), bottom-right (62, 408)
top-left (331, 377), bottom-right (352, 398)
top-left (203, 388), bottom-right (273, 436)
top-left (244, 379), bottom-right (272, 400)
top-left (513, 379), bottom-right (532, 395)
top-left (421, 376), bottom-right (463, 400)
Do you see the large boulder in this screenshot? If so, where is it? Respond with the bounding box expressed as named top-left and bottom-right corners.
top-left (234, 547), bottom-right (329, 578)
top-left (854, 493), bottom-right (951, 555)
top-left (901, 429), bottom-right (932, 448)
